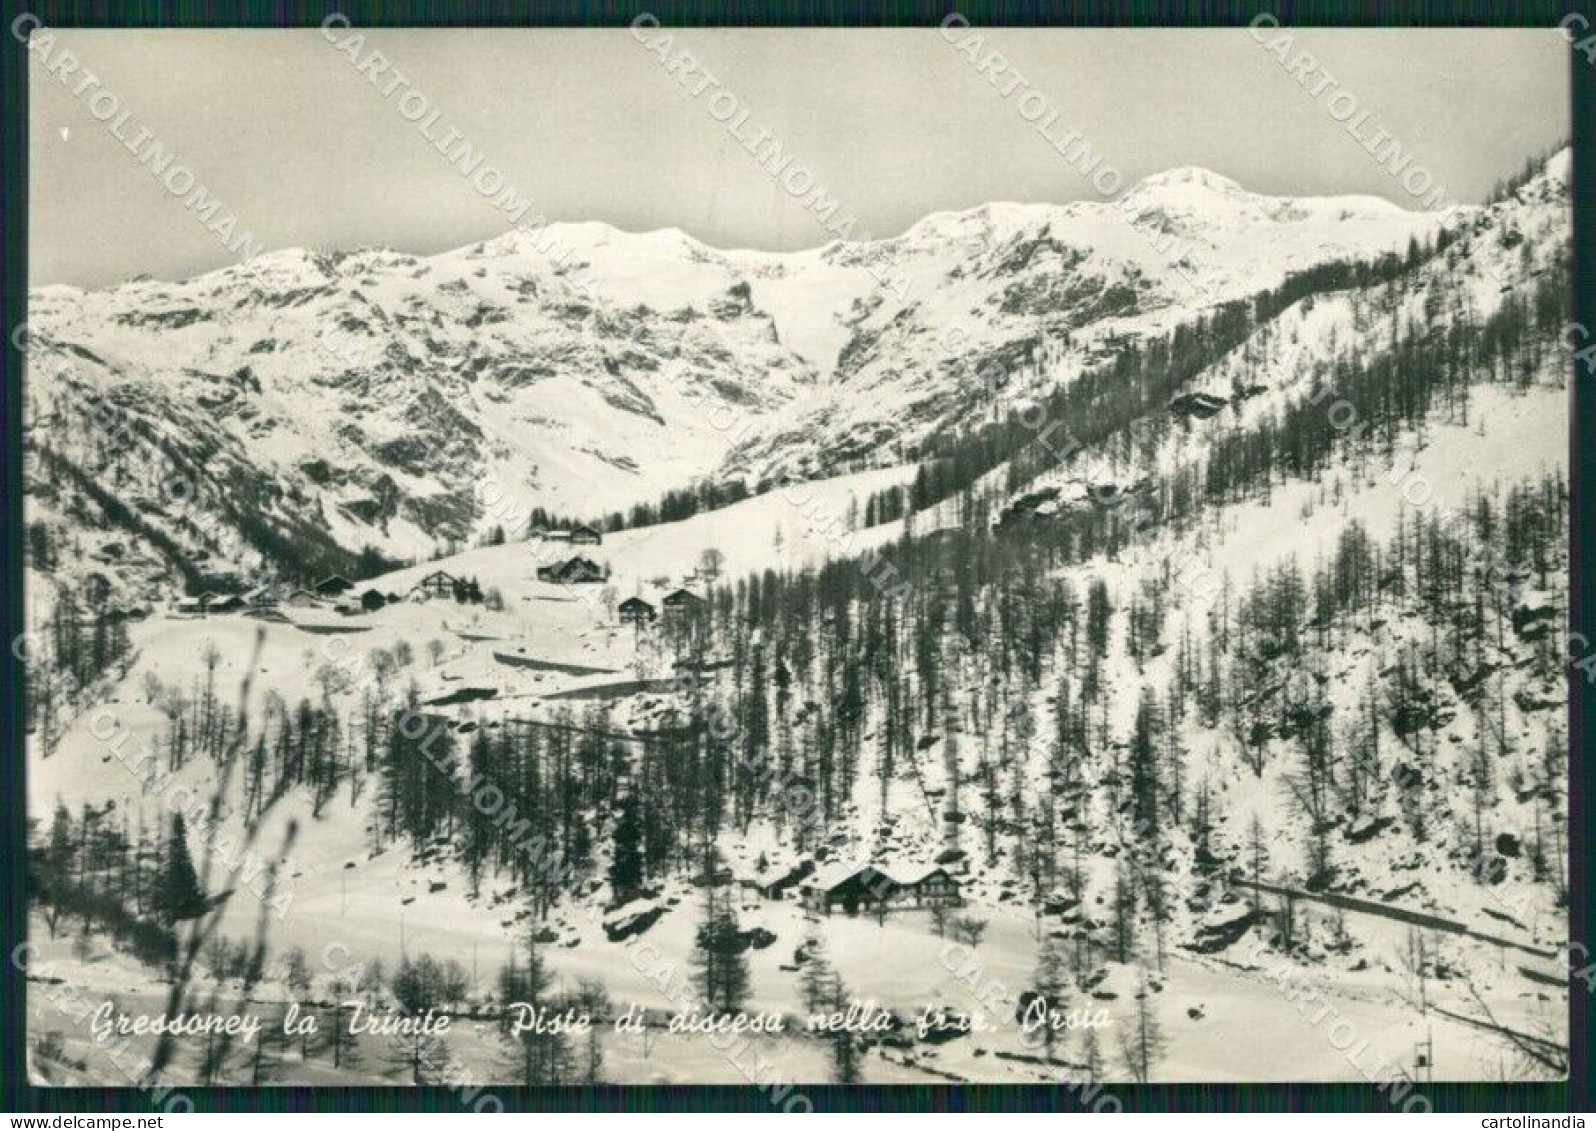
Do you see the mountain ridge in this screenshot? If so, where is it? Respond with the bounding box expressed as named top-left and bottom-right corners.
top-left (21, 150), bottom-right (1567, 605)
top-left (31, 158), bottom-right (1484, 300)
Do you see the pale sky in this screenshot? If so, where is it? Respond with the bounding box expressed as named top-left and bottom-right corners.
top-left (28, 27), bottom-right (1570, 289)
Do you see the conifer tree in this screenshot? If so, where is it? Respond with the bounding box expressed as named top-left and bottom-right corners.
top-left (691, 885), bottom-right (750, 1014)
top-left (39, 803), bottom-right (76, 938)
top-left (156, 814), bottom-right (206, 924)
top-left (607, 790), bottom-right (645, 905)
top-left (1118, 971), bottom-right (1167, 1083)
top-left (498, 931), bottom-right (571, 1085)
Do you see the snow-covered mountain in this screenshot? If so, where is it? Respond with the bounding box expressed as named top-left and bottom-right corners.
top-left (22, 150), bottom-right (1571, 1088)
top-left (23, 162), bottom-right (1461, 599)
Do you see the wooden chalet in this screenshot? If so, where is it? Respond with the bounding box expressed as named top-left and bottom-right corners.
top-left (801, 865), bottom-right (899, 915)
top-left (661, 588), bottom-right (707, 617)
top-left (897, 866), bottom-right (963, 909)
top-left (537, 555), bottom-right (607, 584)
top-left (570, 524), bottom-right (603, 546)
top-left (800, 863), bottom-right (962, 915)
top-left (360, 588), bottom-right (387, 612)
top-left (315, 574), bottom-right (354, 597)
top-left (742, 858), bottom-right (815, 901)
top-left (618, 596), bottom-right (656, 625)
top-left (411, 570), bottom-right (457, 599)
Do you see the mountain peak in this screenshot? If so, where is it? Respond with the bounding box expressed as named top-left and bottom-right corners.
top-left (1130, 166), bottom-right (1248, 196)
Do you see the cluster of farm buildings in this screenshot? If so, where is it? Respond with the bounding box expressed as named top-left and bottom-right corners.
top-left (173, 568), bottom-right (475, 617)
top-left (737, 859), bottom-right (963, 916)
top-left (171, 522), bottom-right (710, 627)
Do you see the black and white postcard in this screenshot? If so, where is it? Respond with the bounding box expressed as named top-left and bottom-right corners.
top-left (12, 16), bottom-right (1583, 1108)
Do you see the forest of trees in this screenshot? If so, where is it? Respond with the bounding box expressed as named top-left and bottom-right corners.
top-left (24, 576), bottom-right (134, 759)
top-left (29, 805), bottom-right (210, 970)
top-left (30, 432), bottom-right (401, 596)
top-left (585, 206), bottom-right (1562, 552)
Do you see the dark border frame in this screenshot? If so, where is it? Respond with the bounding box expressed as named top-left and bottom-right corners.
top-left (1, 0), bottom-right (1588, 1114)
